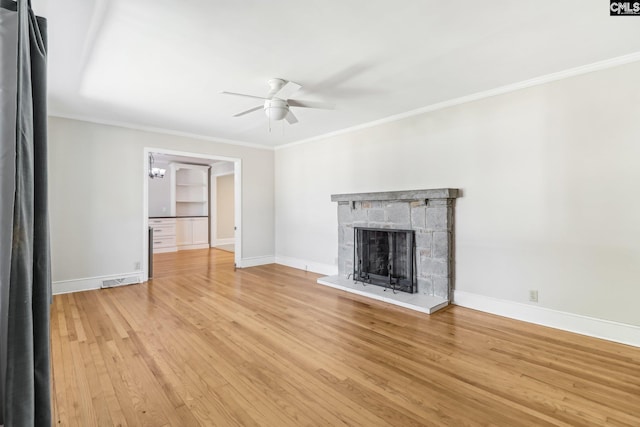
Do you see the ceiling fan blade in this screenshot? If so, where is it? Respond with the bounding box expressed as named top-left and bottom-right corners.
top-left (288, 99), bottom-right (335, 110)
top-left (221, 91), bottom-right (268, 101)
top-left (270, 81), bottom-right (302, 100)
top-left (285, 110), bottom-right (299, 124)
top-left (233, 105), bottom-right (263, 117)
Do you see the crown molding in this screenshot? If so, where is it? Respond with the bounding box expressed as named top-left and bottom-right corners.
top-left (276, 51), bottom-right (640, 151)
top-left (48, 113), bottom-right (275, 151)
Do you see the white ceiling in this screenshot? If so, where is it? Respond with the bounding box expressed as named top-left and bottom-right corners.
top-left (34, 0), bottom-right (640, 147)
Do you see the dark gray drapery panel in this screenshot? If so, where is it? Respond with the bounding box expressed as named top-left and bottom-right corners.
top-left (1, 0), bottom-right (51, 425)
top-left (0, 1), bottom-right (18, 423)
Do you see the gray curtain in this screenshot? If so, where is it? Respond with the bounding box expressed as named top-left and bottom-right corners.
top-left (0, 0), bottom-right (51, 425)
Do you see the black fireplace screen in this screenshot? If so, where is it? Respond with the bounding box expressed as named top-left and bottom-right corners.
top-left (354, 227), bottom-right (416, 293)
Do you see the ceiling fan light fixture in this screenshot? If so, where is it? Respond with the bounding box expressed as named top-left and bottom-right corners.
top-left (264, 99), bottom-right (288, 121)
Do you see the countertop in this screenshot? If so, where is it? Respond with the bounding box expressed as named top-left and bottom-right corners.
top-left (149, 216), bottom-right (208, 219)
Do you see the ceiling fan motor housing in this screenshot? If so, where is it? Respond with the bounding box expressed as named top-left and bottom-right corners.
top-left (264, 98), bottom-right (289, 120)
top-left (267, 78), bottom-right (286, 93)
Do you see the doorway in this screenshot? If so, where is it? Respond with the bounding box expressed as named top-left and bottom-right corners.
top-left (142, 148), bottom-right (242, 281)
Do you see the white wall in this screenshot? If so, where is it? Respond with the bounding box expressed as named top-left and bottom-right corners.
top-left (212, 161), bottom-right (234, 176)
top-left (216, 174), bottom-right (235, 240)
top-left (275, 61), bottom-right (640, 327)
top-left (49, 117), bottom-right (274, 283)
top-left (147, 160), bottom-right (172, 217)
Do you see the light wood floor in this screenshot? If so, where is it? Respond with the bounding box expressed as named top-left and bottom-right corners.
top-left (51, 249), bottom-right (640, 426)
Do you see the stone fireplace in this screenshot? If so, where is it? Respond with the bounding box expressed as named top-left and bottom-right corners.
top-left (317, 189), bottom-right (459, 314)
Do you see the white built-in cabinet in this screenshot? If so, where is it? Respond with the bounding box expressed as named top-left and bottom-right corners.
top-left (150, 218), bottom-right (177, 253)
top-left (171, 163), bottom-right (209, 250)
top-left (171, 163), bottom-right (209, 217)
top-left (176, 217), bottom-right (209, 249)
top-left (148, 162), bottom-right (210, 252)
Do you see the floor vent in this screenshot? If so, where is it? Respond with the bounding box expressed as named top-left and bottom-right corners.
top-left (101, 275), bottom-right (140, 289)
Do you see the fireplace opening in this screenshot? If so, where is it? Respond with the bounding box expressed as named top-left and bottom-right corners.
top-left (354, 227), bottom-right (416, 293)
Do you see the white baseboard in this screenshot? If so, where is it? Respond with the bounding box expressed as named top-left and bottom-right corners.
top-left (453, 290), bottom-right (640, 348)
top-left (238, 255), bottom-right (275, 268)
top-left (275, 255), bottom-right (338, 276)
top-left (177, 243), bottom-right (209, 251)
top-left (153, 246), bottom-right (177, 253)
top-left (212, 238), bottom-right (235, 246)
top-left (53, 271), bottom-right (143, 295)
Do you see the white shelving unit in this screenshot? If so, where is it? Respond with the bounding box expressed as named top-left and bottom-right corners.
top-left (163, 163), bottom-right (211, 250)
top-left (170, 163), bottom-right (209, 217)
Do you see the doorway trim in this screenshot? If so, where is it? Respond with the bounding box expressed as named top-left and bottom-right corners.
top-left (210, 165), bottom-right (236, 247)
top-left (142, 147), bottom-right (242, 281)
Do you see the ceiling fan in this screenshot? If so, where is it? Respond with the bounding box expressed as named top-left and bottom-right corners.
top-left (221, 78), bottom-right (334, 125)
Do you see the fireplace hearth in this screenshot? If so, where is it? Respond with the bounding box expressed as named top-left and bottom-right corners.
top-left (318, 188), bottom-right (460, 314)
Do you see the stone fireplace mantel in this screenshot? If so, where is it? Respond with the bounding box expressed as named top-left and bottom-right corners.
top-left (318, 188), bottom-right (460, 314)
top-left (330, 188), bottom-right (458, 203)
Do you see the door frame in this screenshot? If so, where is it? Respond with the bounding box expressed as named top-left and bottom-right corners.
top-left (142, 147), bottom-right (242, 280)
top-left (210, 165), bottom-right (236, 248)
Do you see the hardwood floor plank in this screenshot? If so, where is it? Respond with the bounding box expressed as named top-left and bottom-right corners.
top-left (108, 327), bottom-right (187, 426)
top-left (69, 340), bottom-right (99, 425)
top-left (62, 294), bottom-right (78, 342)
top-left (50, 302), bottom-right (69, 426)
top-left (51, 248), bottom-right (640, 426)
top-left (88, 340), bottom-right (128, 427)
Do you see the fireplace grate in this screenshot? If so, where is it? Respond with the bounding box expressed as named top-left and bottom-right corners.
top-left (353, 227), bottom-right (416, 293)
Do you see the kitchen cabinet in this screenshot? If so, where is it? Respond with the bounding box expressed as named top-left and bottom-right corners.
top-left (149, 218), bottom-right (177, 253)
top-left (176, 217), bottom-right (209, 250)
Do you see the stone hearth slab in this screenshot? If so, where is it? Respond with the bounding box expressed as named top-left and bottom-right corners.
top-left (317, 275), bottom-right (449, 314)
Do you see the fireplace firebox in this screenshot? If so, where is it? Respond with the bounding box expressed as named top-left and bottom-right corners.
top-left (354, 227), bottom-right (416, 293)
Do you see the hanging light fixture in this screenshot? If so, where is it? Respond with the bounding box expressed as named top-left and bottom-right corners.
top-left (148, 153), bottom-right (166, 179)
top-left (264, 99), bottom-right (289, 121)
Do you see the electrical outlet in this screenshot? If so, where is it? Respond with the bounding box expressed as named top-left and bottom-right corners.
top-left (135, 261), bottom-right (141, 270)
top-left (529, 290), bottom-right (538, 303)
